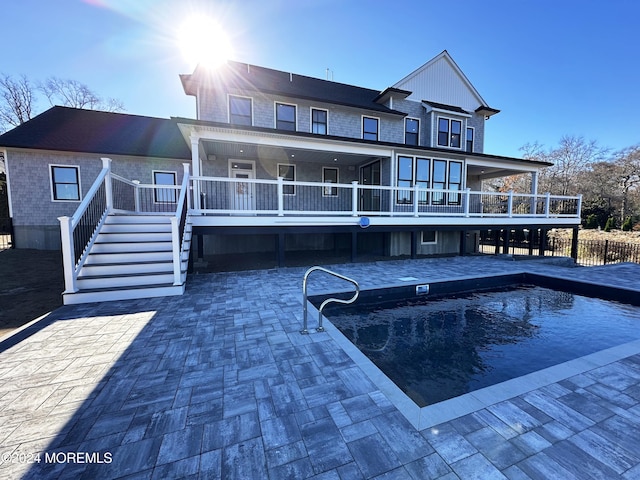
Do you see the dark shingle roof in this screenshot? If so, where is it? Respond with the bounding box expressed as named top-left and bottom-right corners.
top-left (0, 106), bottom-right (191, 159)
top-left (181, 61), bottom-right (407, 116)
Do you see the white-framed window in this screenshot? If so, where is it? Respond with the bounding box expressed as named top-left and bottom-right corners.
top-left (466, 127), bottom-right (474, 153)
top-left (421, 231), bottom-right (437, 244)
top-left (275, 102), bottom-right (296, 131)
top-left (396, 155), bottom-right (463, 206)
top-left (50, 164), bottom-right (81, 201)
top-left (362, 116), bottom-right (379, 141)
top-left (228, 95), bottom-right (253, 126)
top-left (311, 107), bottom-right (328, 135)
top-left (322, 167), bottom-right (338, 197)
top-left (153, 170), bottom-right (177, 203)
top-left (437, 117), bottom-right (462, 148)
top-left (405, 117), bottom-right (419, 146)
top-left (277, 163), bottom-right (296, 195)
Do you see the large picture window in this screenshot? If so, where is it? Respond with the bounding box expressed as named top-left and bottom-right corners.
top-left (312, 108), bottom-right (328, 135)
top-left (276, 103), bottom-right (296, 131)
top-left (50, 165), bottom-right (80, 201)
top-left (229, 95), bottom-right (252, 126)
top-left (362, 116), bottom-right (379, 141)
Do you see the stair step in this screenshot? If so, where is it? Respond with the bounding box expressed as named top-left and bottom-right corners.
top-left (80, 261), bottom-right (173, 276)
top-left (96, 232), bottom-right (172, 243)
top-left (90, 241), bottom-right (172, 253)
top-left (106, 214), bottom-right (172, 224)
top-left (63, 284), bottom-right (185, 305)
top-left (86, 251), bottom-right (173, 264)
top-left (101, 223), bottom-right (172, 233)
top-left (77, 272), bottom-right (175, 289)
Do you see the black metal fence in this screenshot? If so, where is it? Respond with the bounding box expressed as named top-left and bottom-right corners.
top-left (0, 218), bottom-right (13, 250)
top-left (479, 229), bottom-right (640, 266)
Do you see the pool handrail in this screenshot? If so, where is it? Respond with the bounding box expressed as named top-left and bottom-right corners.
top-left (301, 266), bottom-right (360, 334)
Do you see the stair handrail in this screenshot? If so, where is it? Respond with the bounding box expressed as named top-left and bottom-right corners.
top-left (301, 266), bottom-right (359, 334)
top-left (59, 157), bottom-right (113, 294)
top-left (170, 164), bottom-right (191, 285)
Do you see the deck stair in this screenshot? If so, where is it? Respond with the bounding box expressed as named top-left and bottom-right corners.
top-left (63, 213), bottom-right (191, 304)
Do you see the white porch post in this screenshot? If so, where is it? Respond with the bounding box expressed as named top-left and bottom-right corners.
top-left (545, 192), bottom-right (551, 217)
top-left (413, 185), bottom-right (419, 217)
top-left (464, 188), bottom-right (471, 217)
top-left (576, 194), bottom-right (583, 218)
top-left (530, 171), bottom-right (539, 216)
top-left (277, 177), bottom-right (284, 216)
top-left (133, 180), bottom-right (141, 212)
top-left (183, 163), bottom-right (192, 209)
top-left (170, 216), bottom-right (181, 285)
top-left (101, 157), bottom-right (113, 210)
top-left (351, 181), bottom-right (359, 216)
top-left (507, 190), bottom-right (514, 218)
top-left (190, 133), bottom-right (201, 209)
top-left (58, 216), bottom-right (77, 293)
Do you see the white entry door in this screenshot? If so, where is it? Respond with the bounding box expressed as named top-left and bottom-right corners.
top-left (229, 160), bottom-right (256, 211)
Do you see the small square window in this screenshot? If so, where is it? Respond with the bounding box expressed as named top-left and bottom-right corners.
top-left (50, 165), bottom-right (80, 201)
top-left (421, 231), bottom-right (437, 244)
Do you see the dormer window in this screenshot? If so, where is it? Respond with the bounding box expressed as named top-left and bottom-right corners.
top-left (276, 103), bottom-right (296, 131)
top-left (437, 117), bottom-right (462, 148)
top-left (362, 116), bottom-right (379, 141)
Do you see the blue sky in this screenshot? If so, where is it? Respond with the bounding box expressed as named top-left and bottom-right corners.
top-left (3, 0), bottom-right (639, 158)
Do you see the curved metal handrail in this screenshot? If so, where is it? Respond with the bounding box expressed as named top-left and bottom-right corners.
top-left (301, 266), bottom-right (360, 334)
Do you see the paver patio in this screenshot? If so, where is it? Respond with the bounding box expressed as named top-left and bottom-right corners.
top-left (1, 256), bottom-right (640, 479)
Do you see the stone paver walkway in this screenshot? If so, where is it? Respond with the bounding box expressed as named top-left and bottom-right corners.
top-left (1, 256), bottom-right (640, 479)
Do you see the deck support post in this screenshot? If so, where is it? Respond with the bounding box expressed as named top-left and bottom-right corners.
top-left (277, 233), bottom-right (285, 268)
top-left (571, 226), bottom-right (579, 262)
top-left (459, 230), bottom-right (467, 256)
top-left (528, 228), bottom-right (534, 255)
top-left (411, 231), bottom-right (417, 259)
top-left (539, 228), bottom-right (547, 256)
top-left (502, 229), bottom-right (511, 254)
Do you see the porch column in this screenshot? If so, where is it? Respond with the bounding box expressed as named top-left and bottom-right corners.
top-left (190, 133), bottom-right (201, 207)
top-left (530, 171), bottom-right (539, 215)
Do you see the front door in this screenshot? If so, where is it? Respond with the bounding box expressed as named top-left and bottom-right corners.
top-left (229, 160), bottom-right (256, 211)
top-left (360, 161), bottom-right (381, 211)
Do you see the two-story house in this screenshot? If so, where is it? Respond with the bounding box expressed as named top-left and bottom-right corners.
top-left (0, 51), bottom-right (581, 304)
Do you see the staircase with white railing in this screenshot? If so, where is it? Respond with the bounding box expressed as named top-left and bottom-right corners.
top-left (59, 159), bottom-right (192, 305)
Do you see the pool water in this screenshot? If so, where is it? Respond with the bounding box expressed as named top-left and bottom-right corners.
top-left (323, 285), bottom-right (640, 407)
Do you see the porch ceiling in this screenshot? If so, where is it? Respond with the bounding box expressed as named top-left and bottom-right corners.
top-left (467, 164), bottom-right (534, 180)
top-left (202, 139), bottom-right (381, 167)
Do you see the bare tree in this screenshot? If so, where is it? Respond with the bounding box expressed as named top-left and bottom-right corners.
top-left (0, 74), bottom-right (36, 131)
top-left (40, 77), bottom-right (124, 112)
top-left (610, 145), bottom-right (640, 222)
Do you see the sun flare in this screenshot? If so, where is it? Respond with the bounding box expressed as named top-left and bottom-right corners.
top-left (178, 15), bottom-right (233, 69)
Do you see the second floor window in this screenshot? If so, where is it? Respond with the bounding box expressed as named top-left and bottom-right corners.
top-left (362, 116), bottom-right (379, 141)
top-left (437, 117), bottom-right (462, 148)
top-left (229, 96), bottom-right (252, 126)
top-left (312, 108), bottom-right (328, 135)
top-left (466, 127), bottom-right (474, 153)
top-left (276, 103), bottom-right (296, 131)
top-left (405, 118), bottom-right (419, 145)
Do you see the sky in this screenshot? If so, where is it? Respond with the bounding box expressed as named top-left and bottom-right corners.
top-left (2, 0), bottom-right (639, 158)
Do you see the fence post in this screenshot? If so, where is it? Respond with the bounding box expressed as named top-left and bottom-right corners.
top-left (277, 177), bottom-right (284, 216)
top-left (58, 216), bottom-right (78, 293)
top-left (351, 181), bottom-right (359, 216)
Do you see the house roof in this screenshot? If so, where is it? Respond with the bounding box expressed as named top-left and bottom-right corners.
top-left (180, 61), bottom-right (408, 117)
top-left (423, 101), bottom-right (470, 115)
top-left (0, 106), bottom-right (192, 159)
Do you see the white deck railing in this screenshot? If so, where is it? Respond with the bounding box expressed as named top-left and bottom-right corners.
top-left (191, 176), bottom-right (582, 219)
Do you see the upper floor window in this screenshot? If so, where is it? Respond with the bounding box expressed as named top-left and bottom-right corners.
top-left (229, 95), bottom-right (252, 126)
top-left (405, 118), bottom-right (419, 146)
top-left (153, 170), bottom-right (177, 203)
top-left (50, 165), bottom-right (80, 201)
top-left (362, 116), bottom-right (379, 141)
top-left (466, 127), bottom-right (474, 153)
top-left (311, 108), bottom-right (328, 135)
top-left (276, 103), bottom-right (296, 131)
top-left (437, 117), bottom-right (462, 148)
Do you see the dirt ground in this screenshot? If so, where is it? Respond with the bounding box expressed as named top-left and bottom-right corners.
top-left (0, 248), bottom-right (63, 338)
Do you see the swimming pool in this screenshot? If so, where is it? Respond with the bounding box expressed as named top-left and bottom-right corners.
top-left (311, 272), bottom-right (640, 427)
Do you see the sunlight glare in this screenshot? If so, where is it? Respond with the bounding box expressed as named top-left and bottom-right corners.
top-left (178, 15), bottom-right (233, 69)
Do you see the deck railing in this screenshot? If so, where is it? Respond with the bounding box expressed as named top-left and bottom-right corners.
top-left (191, 176), bottom-right (582, 219)
top-left (59, 159), bottom-right (191, 294)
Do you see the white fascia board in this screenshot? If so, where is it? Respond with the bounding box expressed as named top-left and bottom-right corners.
top-left (187, 125), bottom-right (394, 157)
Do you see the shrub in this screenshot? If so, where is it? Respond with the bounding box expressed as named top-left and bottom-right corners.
top-left (584, 214), bottom-right (599, 229)
top-left (622, 217), bottom-right (633, 231)
top-left (604, 217), bottom-right (616, 232)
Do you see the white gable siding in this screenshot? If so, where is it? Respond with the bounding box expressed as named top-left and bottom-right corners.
top-left (394, 56), bottom-right (482, 112)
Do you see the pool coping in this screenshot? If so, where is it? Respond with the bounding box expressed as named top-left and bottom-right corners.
top-left (307, 270), bottom-right (640, 430)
